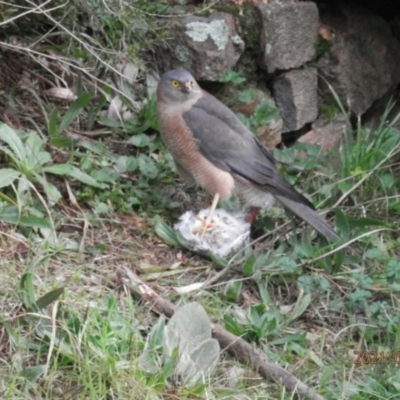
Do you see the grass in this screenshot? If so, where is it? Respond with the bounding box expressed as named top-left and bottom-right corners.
top-left (1, 1), bottom-right (400, 399)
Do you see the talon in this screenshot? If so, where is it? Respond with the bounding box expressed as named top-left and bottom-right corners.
top-left (193, 215), bottom-right (215, 239)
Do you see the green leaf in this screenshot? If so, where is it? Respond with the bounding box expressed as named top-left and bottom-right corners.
top-left (43, 164), bottom-right (73, 175)
top-left (238, 89), bottom-right (255, 104)
top-left (224, 280), bottom-right (242, 301)
top-left (224, 314), bottom-right (244, 336)
top-left (287, 292), bottom-right (312, 324)
top-left (91, 167), bottom-right (119, 183)
top-left (24, 365), bottom-right (47, 383)
top-left (48, 107), bottom-right (59, 137)
top-left (242, 254), bottom-right (256, 276)
top-left (19, 273), bottom-right (38, 311)
top-left (36, 287), bottom-right (65, 309)
top-left (0, 123), bottom-right (26, 161)
top-left (154, 219), bottom-right (181, 247)
top-left (78, 140), bottom-right (117, 161)
top-left (49, 137), bottom-right (77, 148)
top-left (129, 133), bottom-right (151, 148)
top-left (57, 92), bottom-right (93, 135)
top-left (138, 154), bottom-right (159, 179)
top-left (16, 216), bottom-right (52, 228)
top-left (44, 164), bottom-right (106, 188)
top-left (149, 316), bottom-right (165, 350)
top-left (33, 173), bottom-right (62, 204)
top-left (386, 259), bottom-right (400, 282)
top-left (87, 90), bottom-right (108, 131)
top-left (208, 252), bottom-right (228, 267)
top-left (346, 216), bottom-right (389, 228)
top-left (365, 248), bottom-right (388, 261)
top-left (254, 100), bottom-right (279, 124)
top-left (115, 156), bottom-right (138, 173)
top-left (277, 256), bottom-right (298, 273)
top-left (0, 206), bottom-right (51, 228)
top-left (273, 148), bottom-right (295, 164)
top-left (219, 71), bottom-right (245, 85)
top-left (335, 208), bottom-right (350, 238)
top-left (0, 168), bottom-right (21, 188)
top-left (99, 116), bottom-right (122, 128)
top-left (346, 290), bottom-right (372, 304)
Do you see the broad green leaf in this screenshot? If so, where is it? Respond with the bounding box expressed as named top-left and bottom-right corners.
top-left (0, 168), bottom-right (21, 188)
top-left (254, 100), bottom-right (279, 124)
top-left (70, 166), bottom-right (106, 188)
top-left (129, 133), bottom-right (151, 148)
top-left (57, 92), bottom-right (93, 135)
top-left (138, 154), bottom-right (159, 179)
top-left (44, 164), bottom-right (105, 188)
top-left (99, 116), bottom-right (122, 128)
top-left (0, 123), bottom-right (26, 161)
top-left (115, 156), bottom-right (138, 173)
top-left (33, 173), bottom-right (62, 204)
top-left (219, 71), bottom-right (245, 84)
top-left (0, 206), bottom-right (51, 228)
top-left (16, 216), bottom-right (52, 228)
top-left (273, 148), bottom-right (295, 164)
top-left (277, 256), bottom-right (298, 273)
top-left (0, 144), bottom-right (20, 163)
top-left (365, 248), bottom-right (388, 260)
top-left (238, 89), bottom-right (255, 104)
top-left (44, 164), bottom-right (73, 175)
top-left (36, 287), bottom-right (65, 309)
top-left (24, 133), bottom-right (52, 168)
top-left (91, 167), bottom-right (119, 182)
top-left (27, 151), bottom-right (52, 169)
top-left (24, 365), bottom-right (47, 383)
top-left (287, 291), bottom-right (311, 324)
top-left (78, 140), bottom-right (117, 161)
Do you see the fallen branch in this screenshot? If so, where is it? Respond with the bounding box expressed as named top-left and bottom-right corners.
top-left (117, 266), bottom-right (325, 400)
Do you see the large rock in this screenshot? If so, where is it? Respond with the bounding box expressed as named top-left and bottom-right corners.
top-left (257, 2), bottom-right (319, 73)
top-left (156, 12), bottom-right (245, 81)
top-left (272, 68), bottom-right (318, 133)
top-left (318, 3), bottom-right (400, 116)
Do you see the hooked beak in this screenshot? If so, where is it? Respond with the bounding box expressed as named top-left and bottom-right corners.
top-left (181, 81), bottom-right (192, 94)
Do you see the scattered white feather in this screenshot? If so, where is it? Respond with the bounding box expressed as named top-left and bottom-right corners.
top-left (174, 208), bottom-right (251, 257)
top-left (173, 282), bottom-right (204, 294)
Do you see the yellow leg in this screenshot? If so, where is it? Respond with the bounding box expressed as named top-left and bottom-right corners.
top-left (200, 193), bottom-right (220, 240)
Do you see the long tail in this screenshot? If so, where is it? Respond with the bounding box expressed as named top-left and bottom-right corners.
top-left (276, 195), bottom-right (339, 241)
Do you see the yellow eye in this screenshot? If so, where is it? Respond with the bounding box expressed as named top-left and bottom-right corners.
top-left (189, 80), bottom-right (194, 86)
top-left (171, 80), bottom-right (179, 87)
